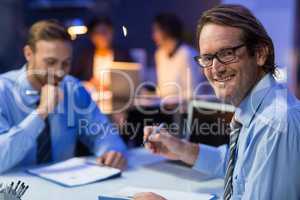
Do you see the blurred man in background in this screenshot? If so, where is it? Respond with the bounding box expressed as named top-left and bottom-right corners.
top-left (0, 20), bottom-right (127, 174)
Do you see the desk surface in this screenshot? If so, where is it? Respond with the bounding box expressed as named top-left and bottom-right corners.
top-left (0, 149), bottom-right (223, 200)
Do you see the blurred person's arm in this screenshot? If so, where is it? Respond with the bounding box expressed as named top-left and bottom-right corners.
top-left (0, 83), bottom-right (61, 174)
top-left (0, 110), bottom-right (45, 174)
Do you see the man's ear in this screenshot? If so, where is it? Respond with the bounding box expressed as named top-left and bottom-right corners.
top-left (24, 45), bottom-right (33, 62)
top-left (255, 44), bottom-right (269, 67)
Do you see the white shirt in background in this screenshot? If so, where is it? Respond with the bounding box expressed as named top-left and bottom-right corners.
top-left (93, 53), bottom-right (114, 88)
top-left (155, 43), bottom-right (204, 100)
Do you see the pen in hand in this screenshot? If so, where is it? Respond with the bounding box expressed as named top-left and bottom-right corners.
top-left (143, 123), bottom-right (166, 146)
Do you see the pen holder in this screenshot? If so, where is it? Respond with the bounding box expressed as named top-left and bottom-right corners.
top-left (0, 193), bottom-right (20, 200)
top-left (0, 181), bottom-right (29, 200)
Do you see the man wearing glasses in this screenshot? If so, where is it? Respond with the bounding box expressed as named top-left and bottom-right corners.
top-left (135, 4), bottom-right (300, 200)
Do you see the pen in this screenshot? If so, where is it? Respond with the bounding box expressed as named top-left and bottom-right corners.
top-left (0, 183), bottom-right (4, 193)
top-left (143, 123), bottom-right (165, 146)
top-left (17, 183), bottom-right (25, 198)
top-left (8, 182), bottom-right (13, 194)
top-left (16, 182), bottom-right (24, 197)
top-left (13, 180), bottom-right (21, 195)
top-left (19, 185), bottom-right (29, 198)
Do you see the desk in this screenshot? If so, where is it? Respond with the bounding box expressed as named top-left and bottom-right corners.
top-left (0, 148), bottom-right (223, 200)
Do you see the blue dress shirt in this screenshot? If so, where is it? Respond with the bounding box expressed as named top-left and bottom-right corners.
top-left (193, 73), bottom-right (300, 199)
top-left (0, 66), bottom-right (127, 174)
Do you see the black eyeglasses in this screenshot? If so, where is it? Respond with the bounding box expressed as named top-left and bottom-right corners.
top-left (194, 44), bottom-right (245, 68)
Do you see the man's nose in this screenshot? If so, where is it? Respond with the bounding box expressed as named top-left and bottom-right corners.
top-left (211, 57), bottom-right (226, 75)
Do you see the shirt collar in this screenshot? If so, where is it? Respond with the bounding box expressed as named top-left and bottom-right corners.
top-left (234, 73), bottom-right (277, 127)
top-left (18, 65), bottom-right (40, 106)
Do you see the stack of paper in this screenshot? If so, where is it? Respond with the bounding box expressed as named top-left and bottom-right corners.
top-left (27, 158), bottom-right (121, 187)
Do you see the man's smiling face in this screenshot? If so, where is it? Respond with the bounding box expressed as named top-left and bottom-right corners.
top-left (199, 23), bottom-right (264, 106)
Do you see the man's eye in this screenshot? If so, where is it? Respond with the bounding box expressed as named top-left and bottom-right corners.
top-left (62, 62), bottom-right (70, 69)
top-left (203, 56), bottom-right (213, 62)
top-left (46, 60), bottom-right (56, 65)
top-left (220, 50), bottom-right (234, 57)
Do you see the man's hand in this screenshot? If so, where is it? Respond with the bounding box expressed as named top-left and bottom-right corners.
top-left (36, 84), bottom-right (63, 119)
top-left (96, 151), bottom-right (127, 170)
top-left (133, 192), bottom-right (167, 200)
top-left (144, 126), bottom-right (199, 166)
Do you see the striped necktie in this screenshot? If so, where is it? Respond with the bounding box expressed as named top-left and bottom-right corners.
top-left (36, 102), bottom-right (53, 164)
top-left (223, 118), bottom-right (242, 200)
top-left (37, 117), bottom-right (52, 164)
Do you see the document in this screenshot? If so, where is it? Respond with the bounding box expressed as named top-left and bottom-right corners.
top-left (99, 186), bottom-right (217, 200)
top-left (27, 157), bottom-right (121, 187)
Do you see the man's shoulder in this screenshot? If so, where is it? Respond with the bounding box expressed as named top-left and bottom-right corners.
top-left (0, 69), bottom-right (22, 92)
top-left (264, 83), bottom-right (300, 113)
top-left (61, 75), bottom-right (89, 96)
top-left (256, 84), bottom-right (300, 132)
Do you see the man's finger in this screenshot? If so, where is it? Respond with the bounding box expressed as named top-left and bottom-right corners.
top-left (110, 152), bottom-right (122, 167)
top-left (145, 140), bottom-right (160, 154)
top-left (103, 152), bottom-right (115, 166)
top-left (143, 126), bottom-right (154, 142)
top-left (96, 156), bottom-right (104, 166)
top-left (149, 132), bottom-right (170, 143)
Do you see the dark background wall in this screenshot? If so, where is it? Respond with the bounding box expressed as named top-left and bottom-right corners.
top-left (0, 0), bottom-right (219, 73)
top-left (0, 0), bottom-right (26, 73)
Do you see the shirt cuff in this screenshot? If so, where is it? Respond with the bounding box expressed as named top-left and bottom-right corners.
top-left (93, 135), bottom-right (127, 157)
top-left (192, 143), bottom-right (226, 176)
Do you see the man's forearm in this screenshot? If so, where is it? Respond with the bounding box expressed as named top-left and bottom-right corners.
top-left (0, 111), bottom-right (45, 173)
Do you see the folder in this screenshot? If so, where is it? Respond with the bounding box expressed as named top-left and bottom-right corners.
top-left (27, 157), bottom-right (121, 187)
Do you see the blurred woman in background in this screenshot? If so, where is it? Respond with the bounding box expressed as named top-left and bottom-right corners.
top-left (71, 16), bottom-right (133, 89)
top-left (152, 13), bottom-right (209, 100)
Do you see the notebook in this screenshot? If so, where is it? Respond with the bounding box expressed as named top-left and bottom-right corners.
top-left (27, 157), bottom-right (121, 187)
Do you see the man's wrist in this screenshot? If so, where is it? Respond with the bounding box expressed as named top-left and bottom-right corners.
top-left (36, 107), bottom-right (48, 119)
top-left (179, 141), bottom-right (199, 166)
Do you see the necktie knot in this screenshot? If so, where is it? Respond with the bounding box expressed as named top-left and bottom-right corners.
top-left (230, 118), bottom-right (242, 131)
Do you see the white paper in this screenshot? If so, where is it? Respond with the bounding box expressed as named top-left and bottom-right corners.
top-left (28, 158), bottom-right (121, 187)
top-left (114, 186), bottom-right (215, 200)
